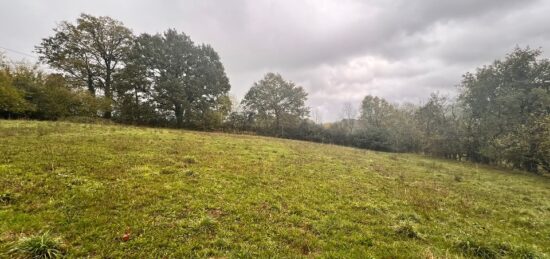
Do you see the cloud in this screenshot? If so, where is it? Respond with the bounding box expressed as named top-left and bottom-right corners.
top-left (1, 0), bottom-right (549, 121)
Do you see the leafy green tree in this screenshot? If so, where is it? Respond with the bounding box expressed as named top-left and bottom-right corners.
top-left (242, 73), bottom-right (309, 136)
top-left (186, 44), bottom-right (232, 128)
top-left (137, 30), bottom-right (231, 128)
top-left (142, 30), bottom-right (195, 127)
top-left (360, 96), bottom-right (395, 127)
top-left (114, 36), bottom-right (157, 124)
top-left (37, 13), bottom-right (134, 118)
top-left (459, 47), bottom-right (550, 172)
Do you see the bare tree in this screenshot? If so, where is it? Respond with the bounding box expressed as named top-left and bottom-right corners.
top-left (312, 108), bottom-right (323, 125)
top-left (341, 102), bottom-right (357, 134)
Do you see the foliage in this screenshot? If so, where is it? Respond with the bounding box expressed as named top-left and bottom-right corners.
top-left (0, 62), bottom-right (105, 119)
top-left (0, 70), bottom-right (33, 116)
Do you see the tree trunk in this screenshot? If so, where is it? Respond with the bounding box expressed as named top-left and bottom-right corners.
top-left (174, 103), bottom-right (183, 128)
top-left (103, 66), bottom-right (112, 119)
top-left (134, 88), bottom-right (140, 123)
top-left (87, 73), bottom-right (95, 96)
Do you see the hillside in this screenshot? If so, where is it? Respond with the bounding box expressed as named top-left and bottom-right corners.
top-left (0, 120), bottom-right (549, 258)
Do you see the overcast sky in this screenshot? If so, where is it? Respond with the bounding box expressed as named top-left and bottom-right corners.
top-left (1, 0), bottom-right (550, 121)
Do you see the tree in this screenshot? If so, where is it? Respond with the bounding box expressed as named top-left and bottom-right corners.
top-left (139, 29), bottom-right (231, 128)
top-left (414, 93), bottom-right (463, 158)
top-left (114, 35), bottom-right (157, 124)
top-left (360, 96), bottom-right (395, 127)
top-left (241, 73), bottom-right (309, 136)
top-left (37, 13), bottom-right (134, 118)
top-left (186, 44), bottom-right (232, 128)
top-left (459, 47), bottom-right (550, 172)
top-left (341, 102), bottom-right (357, 134)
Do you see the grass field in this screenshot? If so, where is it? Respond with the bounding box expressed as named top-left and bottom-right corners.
top-left (0, 120), bottom-right (549, 258)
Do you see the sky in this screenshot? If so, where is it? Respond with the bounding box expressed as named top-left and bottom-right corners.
top-left (1, 0), bottom-right (550, 121)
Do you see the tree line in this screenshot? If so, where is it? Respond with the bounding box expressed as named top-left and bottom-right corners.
top-left (1, 14), bottom-right (548, 174)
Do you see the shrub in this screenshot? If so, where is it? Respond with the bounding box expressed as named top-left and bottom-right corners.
top-left (8, 232), bottom-right (65, 259)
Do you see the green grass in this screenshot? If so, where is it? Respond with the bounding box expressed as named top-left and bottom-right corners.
top-left (0, 120), bottom-right (549, 258)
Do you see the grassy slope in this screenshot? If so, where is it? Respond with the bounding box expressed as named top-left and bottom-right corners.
top-left (0, 120), bottom-right (549, 258)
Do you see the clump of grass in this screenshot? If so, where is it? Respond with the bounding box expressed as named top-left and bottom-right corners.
top-left (160, 166), bottom-right (180, 175)
top-left (455, 239), bottom-right (540, 259)
top-left (194, 216), bottom-right (218, 234)
top-left (9, 232), bottom-right (65, 259)
top-left (454, 175), bottom-right (463, 182)
top-left (455, 239), bottom-right (499, 258)
top-left (184, 169), bottom-right (197, 177)
top-left (183, 155), bottom-right (198, 164)
top-left (396, 212), bottom-right (422, 223)
top-left (512, 217), bottom-right (538, 229)
top-left (0, 193), bottom-right (14, 205)
top-left (395, 222), bottom-right (422, 239)
top-left (509, 246), bottom-right (541, 258)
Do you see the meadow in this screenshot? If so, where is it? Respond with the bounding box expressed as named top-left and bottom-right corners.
top-left (0, 120), bottom-right (549, 258)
